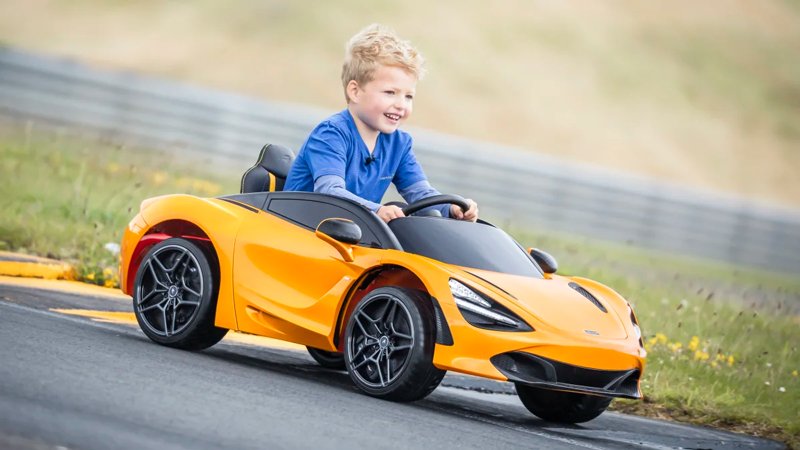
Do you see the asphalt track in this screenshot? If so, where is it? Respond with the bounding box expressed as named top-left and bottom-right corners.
top-left (0, 280), bottom-right (785, 450)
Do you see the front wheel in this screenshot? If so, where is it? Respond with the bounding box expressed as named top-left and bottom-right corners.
top-left (133, 237), bottom-right (227, 350)
top-left (515, 384), bottom-right (612, 423)
top-left (344, 287), bottom-right (445, 402)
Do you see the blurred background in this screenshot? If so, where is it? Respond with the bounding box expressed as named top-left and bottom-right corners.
top-left (2, 0), bottom-right (798, 206)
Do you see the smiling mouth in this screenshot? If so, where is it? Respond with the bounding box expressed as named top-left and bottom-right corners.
top-left (384, 113), bottom-right (401, 121)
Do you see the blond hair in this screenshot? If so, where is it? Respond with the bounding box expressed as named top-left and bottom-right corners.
top-left (341, 24), bottom-right (425, 103)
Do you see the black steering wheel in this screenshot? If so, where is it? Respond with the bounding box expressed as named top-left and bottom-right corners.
top-left (401, 194), bottom-right (470, 217)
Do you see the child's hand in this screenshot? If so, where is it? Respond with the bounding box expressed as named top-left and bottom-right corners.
top-left (450, 199), bottom-right (478, 222)
top-left (377, 205), bottom-right (406, 223)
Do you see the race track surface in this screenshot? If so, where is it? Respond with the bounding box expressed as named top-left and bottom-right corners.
top-left (0, 282), bottom-right (785, 450)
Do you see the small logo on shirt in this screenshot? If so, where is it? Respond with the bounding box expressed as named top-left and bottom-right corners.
top-left (379, 176), bottom-right (393, 181)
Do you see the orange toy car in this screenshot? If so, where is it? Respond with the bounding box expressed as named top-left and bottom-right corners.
top-left (119, 144), bottom-right (646, 423)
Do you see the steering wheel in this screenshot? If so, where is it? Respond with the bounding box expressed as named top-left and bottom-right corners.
top-left (401, 194), bottom-right (470, 217)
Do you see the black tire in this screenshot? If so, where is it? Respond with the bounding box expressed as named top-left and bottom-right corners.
top-left (307, 347), bottom-right (346, 370)
top-left (344, 287), bottom-right (445, 402)
top-left (515, 384), bottom-right (612, 423)
top-left (133, 237), bottom-right (227, 350)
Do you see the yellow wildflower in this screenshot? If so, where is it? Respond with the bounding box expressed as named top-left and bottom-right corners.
top-left (655, 333), bottom-right (668, 345)
top-left (668, 342), bottom-right (682, 353)
top-left (728, 356), bottom-right (735, 367)
top-left (152, 171), bottom-right (167, 186)
top-left (792, 370), bottom-right (798, 377)
top-left (104, 278), bottom-right (115, 288)
top-left (716, 353), bottom-right (726, 362)
top-left (86, 272), bottom-right (95, 281)
top-left (694, 350), bottom-right (710, 361)
top-left (711, 361), bottom-right (718, 368)
top-left (103, 267), bottom-right (115, 277)
top-left (688, 336), bottom-right (700, 351)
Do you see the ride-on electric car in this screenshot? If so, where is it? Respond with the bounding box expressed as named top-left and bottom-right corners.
top-left (120, 143), bottom-right (646, 423)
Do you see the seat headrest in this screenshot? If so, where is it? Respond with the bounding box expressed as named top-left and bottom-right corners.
top-left (257, 144), bottom-right (294, 178)
top-left (240, 143), bottom-right (296, 193)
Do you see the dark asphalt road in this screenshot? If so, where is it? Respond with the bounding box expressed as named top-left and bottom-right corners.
top-left (0, 284), bottom-right (785, 450)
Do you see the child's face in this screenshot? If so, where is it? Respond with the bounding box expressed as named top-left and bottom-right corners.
top-left (348, 65), bottom-right (417, 137)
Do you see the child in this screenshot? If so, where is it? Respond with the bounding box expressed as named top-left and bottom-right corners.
top-left (284, 24), bottom-right (478, 223)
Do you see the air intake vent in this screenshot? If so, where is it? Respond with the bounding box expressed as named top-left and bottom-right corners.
top-left (568, 282), bottom-right (607, 313)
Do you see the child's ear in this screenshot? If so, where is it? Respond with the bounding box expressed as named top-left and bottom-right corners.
top-left (346, 80), bottom-right (360, 104)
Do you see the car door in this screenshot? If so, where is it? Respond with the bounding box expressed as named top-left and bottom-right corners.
top-left (232, 194), bottom-right (386, 349)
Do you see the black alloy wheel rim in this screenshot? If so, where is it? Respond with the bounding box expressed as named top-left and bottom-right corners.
top-left (348, 294), bottom-right (415, 388)
top-left (136, 244), bottom-right (204, 337)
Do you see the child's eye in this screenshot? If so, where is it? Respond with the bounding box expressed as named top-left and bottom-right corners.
top-left (406, 94), bottom-right (414, 100)
top-left (384, 90), bottom-right (395, 95)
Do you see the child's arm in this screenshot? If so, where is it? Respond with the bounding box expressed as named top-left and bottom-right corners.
top-left (316, 175), bottom-right (405, 222)
top-left (314, 175), bottom-right (380, 211)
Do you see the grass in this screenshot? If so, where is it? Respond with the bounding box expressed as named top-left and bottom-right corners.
top-left (0, 122), bottom-right (238, 286)
top-left (1, 123), bottom-right (798, 448)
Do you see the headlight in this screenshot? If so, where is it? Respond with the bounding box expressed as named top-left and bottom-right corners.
top-left (449, 279), bottom-right (491, 308)
top-left (449, 279), bottom-right (533, 332)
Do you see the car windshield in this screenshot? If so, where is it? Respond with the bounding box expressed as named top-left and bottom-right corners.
top-left (388, 217), bottom-right (543, 278)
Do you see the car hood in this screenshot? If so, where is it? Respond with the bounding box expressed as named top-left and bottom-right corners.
top-left (459, 268), bottom-right (629, 340)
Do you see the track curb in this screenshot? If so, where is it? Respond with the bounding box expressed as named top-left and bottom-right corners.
top-left (0, 251), bottom-right (75, 280)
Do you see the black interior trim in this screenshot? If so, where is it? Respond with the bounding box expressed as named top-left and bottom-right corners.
top-left (220, 193), bottom-right (270, 211)
top-left (219, 197), bottom-right (259, 213)
top-left (266, 193), bottom-right (402, 250)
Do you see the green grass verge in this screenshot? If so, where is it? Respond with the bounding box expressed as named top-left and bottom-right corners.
top-left (2, 123), bottom-right (798, 447)
top-left (506, 232), bottom-right (800, 447)
top-left (0, 123), bottom-right (238, 286)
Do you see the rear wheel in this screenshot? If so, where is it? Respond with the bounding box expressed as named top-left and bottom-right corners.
top-left (515, 384), bottom-right (612, 423)
top-left (306, 347), bottom-right (346, 370)
top-left (133, 237), bottom-right (227, 350)
top-left (344, 287), bottom-right (445, 402)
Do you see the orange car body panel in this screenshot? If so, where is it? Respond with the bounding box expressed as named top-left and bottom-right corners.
top-left (121, 195), bottom-right (245, 330)
top-left (120, 194), bottom-right (646, 391)
top-left (231, 210), bottom-right (383, 349)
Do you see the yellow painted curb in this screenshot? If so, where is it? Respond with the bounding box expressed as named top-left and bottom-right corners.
top-left (0, 275), bottom-right (128, 299)
top-left (0, 251), bottom-right (75, 280)
top-left (0, 260), bottom-right (75, 280)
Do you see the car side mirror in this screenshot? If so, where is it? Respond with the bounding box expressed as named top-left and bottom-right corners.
top-left (528, 248), bottom-right (558, 274)
top-left (316, 218), bottom-right (361, 262)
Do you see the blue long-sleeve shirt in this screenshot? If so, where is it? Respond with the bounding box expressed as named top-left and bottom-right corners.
top-left (284, 109), bottom-right (450, 217)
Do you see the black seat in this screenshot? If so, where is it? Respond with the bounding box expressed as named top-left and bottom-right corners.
top-left (240, 144), bottom-right (295, 193)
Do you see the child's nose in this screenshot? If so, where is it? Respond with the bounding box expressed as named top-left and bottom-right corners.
top-left (395, 96), bottom-right (410, 109)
